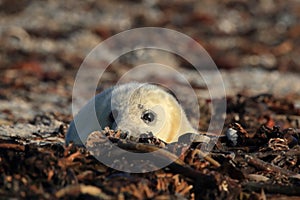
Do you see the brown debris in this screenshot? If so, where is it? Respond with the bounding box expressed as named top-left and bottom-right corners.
top-left (0, 142), bottom-right (25, 151)
top-left (0, 91), bottom-right (300, 199)
top-left (0, 96), bottom-right (299, 200)
top-left (55, 184), bottom-right (109, 199)
top-left (0, 1), bottom-right (300, 199)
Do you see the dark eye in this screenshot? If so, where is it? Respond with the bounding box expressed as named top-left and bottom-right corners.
top-left (141, 110), bottom-right (156, 124)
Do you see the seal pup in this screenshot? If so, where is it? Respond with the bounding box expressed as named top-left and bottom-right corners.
top-left (66, 82), bottom-right (209, 145)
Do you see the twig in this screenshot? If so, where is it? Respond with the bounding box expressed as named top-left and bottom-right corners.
top-left (0, 143), bottom-right (25, 151)
top-left (243, 182), bottom-right (300, 196)
top-left (117, 140), bottom-right (215, 184)
top-left (194, 149), bottom-right (221, 167)
top-left (117, 140), bottom-right (188, 167)
top-left (117, 140), bottom-right (221, 168)
top-left (55, 184), bottom-right (110, 199)
top-left (245, 155), bottom-right (297, 176)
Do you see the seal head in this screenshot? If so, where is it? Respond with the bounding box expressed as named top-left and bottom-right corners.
top-left (66, 82), bottom-right (199, 145)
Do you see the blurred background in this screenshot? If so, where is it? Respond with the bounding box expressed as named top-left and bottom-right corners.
top-left (0, 0), bottom-right (299, 124)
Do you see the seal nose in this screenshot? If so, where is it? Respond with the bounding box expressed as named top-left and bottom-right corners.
top-left (114, 120), bottom-right (142, 141)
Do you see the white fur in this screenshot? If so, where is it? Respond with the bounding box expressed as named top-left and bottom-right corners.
top-left (66, 82), bottom-right (200, 145)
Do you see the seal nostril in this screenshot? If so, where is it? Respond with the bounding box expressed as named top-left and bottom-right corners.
top-left (119, 131), bottom-right (128, 139)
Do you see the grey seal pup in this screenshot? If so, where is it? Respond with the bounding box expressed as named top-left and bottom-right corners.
top-left (66, 82), bottom-right (209, 145)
